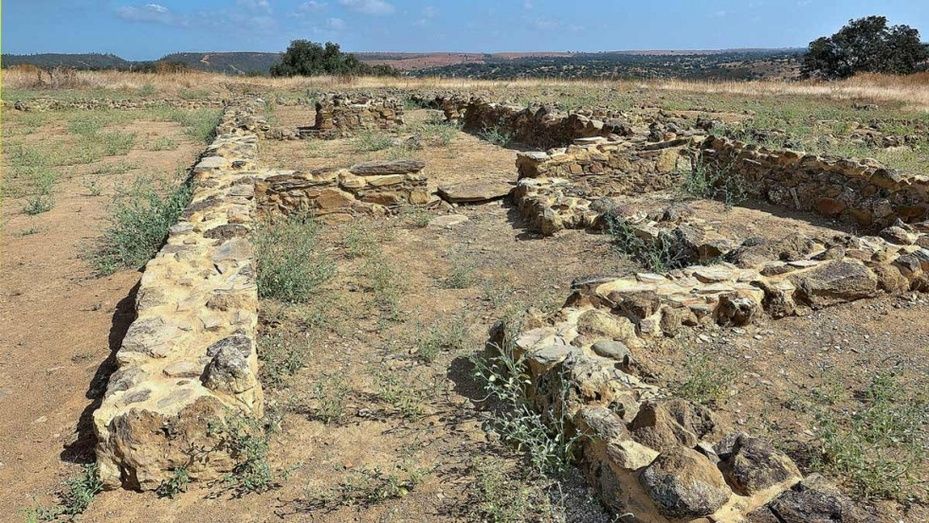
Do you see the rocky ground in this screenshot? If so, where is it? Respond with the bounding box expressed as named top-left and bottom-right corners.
top-left (2, 93), bottom-right (927, 522)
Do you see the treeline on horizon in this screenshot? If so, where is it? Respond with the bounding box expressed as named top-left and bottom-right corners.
top-left (4, 16), bottom-right (928, 81)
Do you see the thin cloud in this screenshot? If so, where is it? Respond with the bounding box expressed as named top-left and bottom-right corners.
top-left (338, 0), bottom-right (395, 16)
top-left (299, 1), bottom-right (328, 12)
top-left (326, 17), bottom-right (346, 30)
top-left (115, 3), bottom-right (186, 26)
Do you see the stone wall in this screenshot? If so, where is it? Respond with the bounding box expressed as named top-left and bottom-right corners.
top-left (512, 138), bottom-right (695, 235)
top-left (701, 136), bottom-right (929, 228)
top-left (297, 94), bottom-right (404, 139)
top-left (500, 223), bottom-right (928, 521)
top-left (256, 159), bottom-right (429, 219)
top-left (7, 98), bottom-right (225, 111)
top-left (93, 99), bottom-right (268, 491)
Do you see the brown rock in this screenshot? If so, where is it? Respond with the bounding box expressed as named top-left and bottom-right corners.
top-left (349, 159), bottom-right (425, 176)
top-left (437, 180), bottom-right (513, 203)
top-left (640, 446), bottom-right (732, 519)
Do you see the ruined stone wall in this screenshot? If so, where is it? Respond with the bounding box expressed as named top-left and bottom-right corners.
top-left (7, 98), bottom-right (226, 111)
top-left (511, 138), bottom-right (695, 235)
top-left (502, 224), bottom-right (928, 521)
top-left (256, 160), bottom-right (429, 219)
top-left (93, 99), bottom-right (268, 491)
top-left (298, 94), bottom-right (404, 139)
top-left (702, 136), bottom-right (929, 228)
top-left (460, 99), bottom-right (633, 148)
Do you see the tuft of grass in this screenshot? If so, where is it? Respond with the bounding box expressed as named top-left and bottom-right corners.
top-left (353, 130), bottom-right (393, 152)
top-left (167, 108), bottom-right (223, 144)
top-left (302, 463), bottom-right (430, 509)
top-left (412, 316), bottom-right (471, 364)
top-left (146, 136), bottom-right (179, 151)
top-left (810, 372), bottom-right (928, 502)
top-left (258, 330), bottom-right (311, 389)
top-left (472, 316), bottom-right (580, 475)
top-left (90, 179), bottom-right (191, 275)
top-left (606, 215), bottom-right (692, 272)
top-left (156, 467), bottom-right (190, 499)
top-left (471, 458), bottom-right (548, 523)
top-left (417, 120), bottom-right (458, 147)
top-left (479, 126), bottom-right (513, 147)
top-left (374, 369), bottom-right (427, 419)
top-left (253, 214), bottom-right (335, 303)
top-left (673, 352), bottom-right (733, 406)
top-left (362, 254), bottom-right (405, 322)
top-left (311, 375), bottom-right (350, 424)
top-left (93, 160), bottom-right (138, 176)
top-left (343, 224), bottom-right (378, 259)
top-left (83, 177), bottom-right (103, 197)
top-left (443, 257), bottom-right (474, 289)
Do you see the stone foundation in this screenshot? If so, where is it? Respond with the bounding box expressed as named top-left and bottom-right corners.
top-left (93, 99), bottom-right (268, 490)
top-left (256, 160), bottom-right (429, 219)
top-left (297, 94), bottom-right (404, 139)
top-left (7, 98), bottom-right (225, 111)
top-left (701, 136), bottom-right (929, 228)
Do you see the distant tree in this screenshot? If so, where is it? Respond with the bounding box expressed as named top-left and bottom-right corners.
top-left (270, 40), bottom-right (397, 77)
top-left (802, 16), bottom-right (929, 79)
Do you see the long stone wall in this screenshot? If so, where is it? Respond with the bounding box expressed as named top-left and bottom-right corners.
top-left (7, 98), bottom-right (225, 111)
top-left (701, 136), bottom-right (929, 228)
top-left (93, 99), bottom-right (268, 490)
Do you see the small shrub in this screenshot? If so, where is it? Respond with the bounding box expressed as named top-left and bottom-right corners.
top-left (418, 121), bottom-right (457, 147)
top-left (253, 214), bottom-right (335, 303)
top-left (91, 179), bottom-right (191, 275)
top-left (472, 316), bottom-right (580, 475)
top-left (400, 206), bottom-right (431, 228)
top-left (607, 215), bottom-right (691, 272)
top-left (83, 177), bottom-right (103, 197)
top-left (682, 155), bottom-right (746, 208)
top-left (375, 370), bottom-right (426, 419)
top-left (363, 254), bottom-right (404, 321)
top-left (147, 136), bottom-right (179, 151)
top-left (673, 352), bottom-right (733, 406)
top-left (23, 194), bottom-right (54, 215)
top-left (343, 224), bottom-right (378, 259)
top-left (353, 130), bottom-right (393, 152)
top-left (30, 464), bottom-right (104, 519)
top-left (472, 458), bottom-right (544, 523)
top-left (210, 412), bottom-right (281, 496)
top-left (156, 467), bottom-right (190, 498)
top-left (413, 316), bottom-right (471, 363)
top-left (479, 126), bottom-right (513, 147)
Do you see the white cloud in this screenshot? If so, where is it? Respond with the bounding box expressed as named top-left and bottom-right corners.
top-left (116, 3), bottom-right (185, 25)
top-left (523, 1), bottom-right (533, 9)
top-left (299, 0), bottom-right (328, 12)
top-left (326, 17), bottom-right (345, 30)
top-left (237, 0), bottom-right (272, 12)
top-left (338, 0), bottom-right (394, 16)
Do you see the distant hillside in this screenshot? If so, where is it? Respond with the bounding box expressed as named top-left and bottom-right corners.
top-left (2, 53), bottom-right (133, 70)
top-left (158, 52), bottom-right (282, 75)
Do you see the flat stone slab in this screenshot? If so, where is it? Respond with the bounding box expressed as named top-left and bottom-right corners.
top-left (437, 180), bottom-right (513, 204)
top-left (429, 214), bottom-right (469, 228)
top-left (349, 159), bottom-right (425, 176)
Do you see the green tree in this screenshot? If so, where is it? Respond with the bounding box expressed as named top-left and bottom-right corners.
top-left (270, 40), bottom-right (397, 77)
top-left (802, 16), bottom-right (928, 79)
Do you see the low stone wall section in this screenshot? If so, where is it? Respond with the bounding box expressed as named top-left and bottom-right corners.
top-left (8, 98), bottom-right (225, 111)
top-left (93, 99), bottom-right (269, 490)
top-left (701, 136), bottom-right (929, 228)
top-left (297, 94), bottom-right (404, 139)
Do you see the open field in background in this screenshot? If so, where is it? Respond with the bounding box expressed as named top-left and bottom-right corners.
top-left (1, 73), bottom-right (928, 521)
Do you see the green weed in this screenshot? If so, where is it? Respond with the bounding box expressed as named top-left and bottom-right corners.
top-left (253, 214), bottom-right (335, 303)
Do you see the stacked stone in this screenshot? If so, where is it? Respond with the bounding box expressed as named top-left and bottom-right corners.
top-left (701, 136), bottom-right (929, 228)
top-left (256, 159), bottom-right (429, 219)
top-left (511, 138), bottom-right (695, 235)
top-left (93, 100), bottom-right (267, 491)
top-left (460, 98), bottom-right (633, 148)
top-left (298, 94), bottom-right (405, 139)
top-left (499, 228), bottom-right (927, 521)
top-left (8, 98), bottom-right (225, 112)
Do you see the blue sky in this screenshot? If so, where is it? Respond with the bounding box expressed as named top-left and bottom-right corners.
top-left (4, 0), bottom-right (928, 60)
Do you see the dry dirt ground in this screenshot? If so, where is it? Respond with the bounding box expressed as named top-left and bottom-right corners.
top-left (0, 109), bottom-right (210, 518)
top-left (2, 98), bottom-right (928, 522)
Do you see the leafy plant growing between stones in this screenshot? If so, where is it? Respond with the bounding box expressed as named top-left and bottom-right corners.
top-left (253, 214), bottom-right (335, 303)
top-left (681, 154), bottom-right (747, 209)
top-left (90, 178), bottom-right (191, 275)
top-left (209, 412), bottom-right (289, 496)
top-left (606, 215), bottom-right (692, 272)
top-left (155, 467), bottom-right (190, 499)
top-left (471, 316), bottom-right (581, 476)
top-left (479, 125), bottom-right (514, 147)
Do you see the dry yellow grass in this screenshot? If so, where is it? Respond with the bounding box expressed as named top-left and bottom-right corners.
top-left (2, 68), bottom-right (928, 111)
